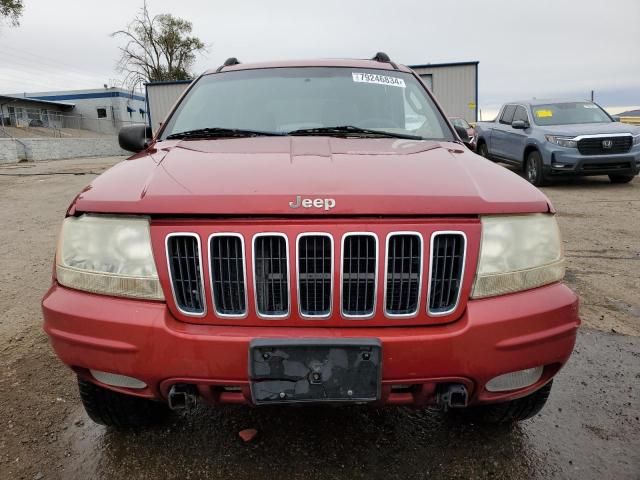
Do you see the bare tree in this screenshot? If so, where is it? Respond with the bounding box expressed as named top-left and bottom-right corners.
top-left (112, 2), bottom-right (206, 89)
top-left (0, 0), bottom-right (24, 26)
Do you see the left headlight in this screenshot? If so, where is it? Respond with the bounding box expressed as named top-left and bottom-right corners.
top-left (545, 135), bottom-right (577, 148)
top-left (633, 134), bottom-right (640, 146)
top-left (56, 215), bottom-right (164, 300)
top-left (471, 214), bottom-right (565, 299)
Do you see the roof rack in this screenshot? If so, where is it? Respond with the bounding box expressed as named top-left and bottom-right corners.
top-left (371, 52), bottom-right (398, 70)
top-left (216, 57), bottom-right (241, 73)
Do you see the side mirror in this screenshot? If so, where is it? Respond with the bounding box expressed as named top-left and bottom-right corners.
top-left (454, 124), bottom-right (470, 142)
top-left (611, 115), bottom-right (621, 122)
top-left (119, 124), bottom-right (152, 153)
top-left (511, 120), bottom-right (529, 129)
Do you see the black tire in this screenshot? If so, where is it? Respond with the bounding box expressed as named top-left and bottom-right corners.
top-left (78, 378), bottom-right (170, 428)
top-left (608, 174), bottom-right (635, 184)
top-left (525, 150), bottom-right (547, 186)
top-left (477, 142), bottom-right (489, 158)
top-left (458, 381), bottom-right (553, 424)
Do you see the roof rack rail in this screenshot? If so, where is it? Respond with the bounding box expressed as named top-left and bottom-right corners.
top-left (216, 57), bottom-right (241, 73)
top-left (371, 52), bottom-right (398, 70)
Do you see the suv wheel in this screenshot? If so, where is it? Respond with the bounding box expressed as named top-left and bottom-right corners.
top-left (608, 174), bottom-right (635, 184)
top-left (456, 381), bottom-right (553, 424)
top-left (525, 151), bottom-right (547, 186)
top-left (78, 378), bottom-right (170, 428)
top-left (477, 142), bottom-right (489, 158)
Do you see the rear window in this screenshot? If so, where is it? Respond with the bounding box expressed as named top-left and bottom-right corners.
top-left (531, 102), bottom-right (611, 126)
top-left (161, 67), bottom-right (454, 141)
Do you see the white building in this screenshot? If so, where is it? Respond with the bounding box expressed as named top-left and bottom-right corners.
top-left (2, 87), bottom-right (147, 134)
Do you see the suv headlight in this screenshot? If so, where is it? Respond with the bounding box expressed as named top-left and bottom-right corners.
top-left (633, 134), bottom-right (640, 146)
top-left (471, 214), bottom-right (564, 298)
top-left (55, 215), bottom-right (164, 300)
top-left (545, 135), bottom-right (577, 148)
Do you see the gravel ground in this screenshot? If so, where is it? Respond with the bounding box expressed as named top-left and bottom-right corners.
top-left (0, 157), bottom-right (638, 480)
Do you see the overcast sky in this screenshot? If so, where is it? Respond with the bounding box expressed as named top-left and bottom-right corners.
top-left (1, 0), bottom-right (639, 117)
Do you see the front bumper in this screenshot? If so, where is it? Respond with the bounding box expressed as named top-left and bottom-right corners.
top-left (42, 282), bottom-right (580, 407)
top-left (547, 147), bottom-right (640, 176)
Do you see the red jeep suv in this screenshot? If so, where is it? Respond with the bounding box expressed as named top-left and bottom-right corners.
top-left (42, 54), bottom-right (580, 428)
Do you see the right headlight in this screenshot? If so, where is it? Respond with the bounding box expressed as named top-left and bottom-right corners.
top-left (633, 134), bottom-right (640, 146)
top-left (545, 135), bottom-right (577, 148)
top-left (471, 214), bottom-right (565, 299)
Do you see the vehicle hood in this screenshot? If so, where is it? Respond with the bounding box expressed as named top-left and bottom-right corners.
top-left (539, 122), bottom-right (640, 137)
top-left (73, 137), bottom-right (551, 216)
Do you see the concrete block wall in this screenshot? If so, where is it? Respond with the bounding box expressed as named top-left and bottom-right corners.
top-left (0, 137), bottom-right (128, 163)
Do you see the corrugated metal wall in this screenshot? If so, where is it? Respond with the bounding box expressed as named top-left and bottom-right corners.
top-left (410, 64), bottom-right (477, 122)
top-left (146, 82), bottom-right (190, 133)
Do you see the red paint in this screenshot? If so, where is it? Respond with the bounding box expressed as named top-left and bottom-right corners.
top-left (42, 282), bottom-right (579, 406)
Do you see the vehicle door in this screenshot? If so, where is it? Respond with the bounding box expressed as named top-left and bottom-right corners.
top-left (490, 105), bottom-right (516, 158)
top-left (501, 105), bottom-right (531, 163)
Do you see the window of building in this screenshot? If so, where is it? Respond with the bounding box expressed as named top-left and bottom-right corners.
top-left (97, 108), bottom-right (107, 118)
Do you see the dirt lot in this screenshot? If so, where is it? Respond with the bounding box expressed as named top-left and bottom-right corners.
top-left (0, 157), bottom-right (638, 480)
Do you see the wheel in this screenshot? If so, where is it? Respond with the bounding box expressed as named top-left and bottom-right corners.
top-left (458, 381), bottom-right (553, 424)
top-left (608, 174), bottom-right (635, 184)
top-left (477, 142), bottom-right (489, 158)
top-left (525, 151), bottom-right (547, 186)
top-left (78, 378), bottom-right (170, 428)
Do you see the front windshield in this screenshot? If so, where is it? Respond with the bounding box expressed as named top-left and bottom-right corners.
top-left (531, 102), bottom-right (612, 126)
top-left (161, 67), bottom-right (454, 141)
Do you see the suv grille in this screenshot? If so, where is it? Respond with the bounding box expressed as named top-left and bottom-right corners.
top-left (253, 235), bottom-right (289, 317)
top-left (385, 234), bottom-right (422, 316)
top-left (166, 234), bottom-right (205, 315)
top-left (297, 235), bottom-right (332, 317)
top-left (577, 136), bottom-right (632, 155)
top-left (341, 234), bottom-right (377, 317)
top-left (428, 233), bottom-right (466, 314)
top-left (210, 235), bottom-right (247, 316)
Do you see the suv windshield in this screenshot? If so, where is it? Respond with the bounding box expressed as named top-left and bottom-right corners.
top-left (161, 67), bottom-right (454, 141)
top-left (531, 102), bottom-right (612, 126)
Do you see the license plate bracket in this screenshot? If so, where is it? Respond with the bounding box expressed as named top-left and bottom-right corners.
top-left (249, 338), bottom-right (381, 405)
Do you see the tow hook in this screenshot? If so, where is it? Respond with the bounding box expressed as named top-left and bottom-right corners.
top-left (168, 384), bottom-right (198, 412)
top-left (436, 384), bottom-right (469, 410)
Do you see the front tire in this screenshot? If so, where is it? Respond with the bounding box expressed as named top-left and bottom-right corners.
top-left (477, 142), bottom-right (489, 158)
top-left (78, 378), bottom-right (170, 428)
top-left (525, 151), bottom-right (547, 186)
top-left (608, 174), bottom-right (635, 184)
top-left (458, 381), bottom-right (553, 424)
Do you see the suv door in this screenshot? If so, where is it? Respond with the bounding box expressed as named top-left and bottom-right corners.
top-left (501, 105), bottom-right (531, 163)
top-left (490, 105), bottom-right (516, 158)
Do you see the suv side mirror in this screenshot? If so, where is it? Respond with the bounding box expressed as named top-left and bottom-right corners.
top-left (454, 124), bottom-right (470, 142)
top-left (119, 124), bottom-right (153, 152)
top-left (611, 115), bottom-right (621, 122)
top-left (511, 120), bottom-right (529, 129)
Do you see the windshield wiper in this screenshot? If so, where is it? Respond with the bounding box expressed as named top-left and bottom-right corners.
top-left (166, 127), bottom-right (283, 140)
top-left (287, 125), bottom-right (423, 140)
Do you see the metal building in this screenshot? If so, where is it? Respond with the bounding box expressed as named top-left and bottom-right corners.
top-left (146, 80), bottom-right (191, 133)
top-left (408, 61), bottom-right (479, 123)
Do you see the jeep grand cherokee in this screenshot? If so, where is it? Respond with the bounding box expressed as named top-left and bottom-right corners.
top-left (42, 54), bottom-right (580, 427)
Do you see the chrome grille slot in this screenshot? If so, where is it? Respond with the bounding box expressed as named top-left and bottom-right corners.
top-left (166, 234), bottom-right (205, 316)
top-left (253, 234), bottom-right (289, 317)
top-left (341, 234), bottom-right (377, 317)
top-left (297, 234), bottom-right (332, 317)
top-left (385, 233), bottom-right (422, 316)
top-left (210, 234), bottom-right (247, 316)
top-left (428, 233), bottom-right (466, 315)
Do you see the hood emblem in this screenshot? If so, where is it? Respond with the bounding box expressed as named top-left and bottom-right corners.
top-left (602, 140), bottom-right (613, 149)
top-left (289, 195), bottom-right (336, 211)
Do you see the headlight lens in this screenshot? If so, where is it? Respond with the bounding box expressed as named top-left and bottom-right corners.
top-left (471, 214), bottom-right (564, 298)
top-left (56, 215), bottom-right (164, 300)
top-left (633, 134), bottom-right (640, 146)
top-left (545, 135), bottom-right (577, 148)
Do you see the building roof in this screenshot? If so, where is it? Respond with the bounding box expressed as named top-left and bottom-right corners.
top-left (617, 109), bottom-right (640, 117)
top-left (408, 61), bottom-right (479, 69)
top-left (0, 95), bottom-right (75, 110)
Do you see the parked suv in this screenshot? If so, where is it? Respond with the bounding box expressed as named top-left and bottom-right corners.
top-left (475, 100), bottom-right (640, 186)
top-left (42, 54), bottom-right (580, 428)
